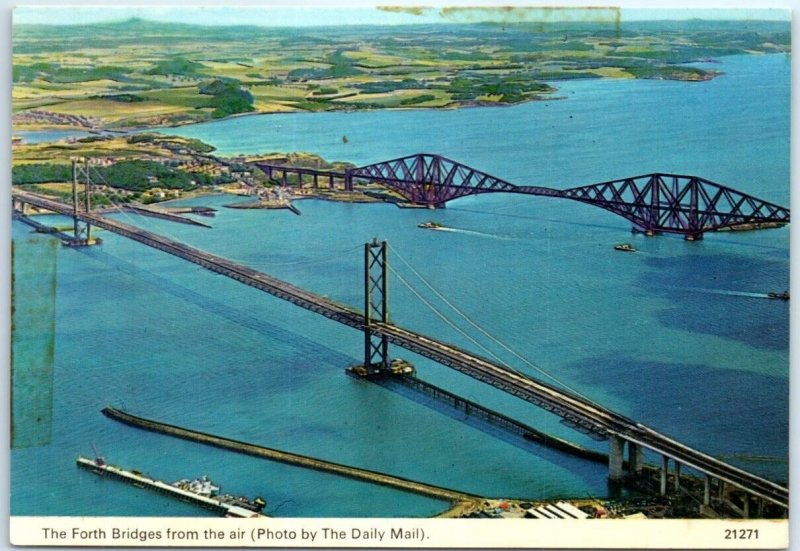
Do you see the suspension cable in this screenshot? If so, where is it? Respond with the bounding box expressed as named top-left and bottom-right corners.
top-left (389, 242), bottom-right (595, 401)
top-left (388, 265), bottom-right (512, 367)
top-left (85, 163), bottom-right (177, 234)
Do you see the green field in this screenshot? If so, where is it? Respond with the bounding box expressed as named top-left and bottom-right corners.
top-left (12, 18), bottom-right (790, 129)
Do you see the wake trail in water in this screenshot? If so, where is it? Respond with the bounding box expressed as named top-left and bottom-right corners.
top-left (670, 286), bottom-right (775, 299)
top-left (433, 227), bottom-right (513, 241)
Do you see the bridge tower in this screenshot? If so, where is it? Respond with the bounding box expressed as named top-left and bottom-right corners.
top-left (68, 159), bottom-right (96, 246)
top-left (363, 238), bottom-right (390, 374)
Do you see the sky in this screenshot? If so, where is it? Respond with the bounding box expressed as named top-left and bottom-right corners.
top-left (11, 5), bottom-right (791, 27)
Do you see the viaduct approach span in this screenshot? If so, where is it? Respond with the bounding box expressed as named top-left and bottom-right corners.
top-left (257, 153), bottom-right (790, 241)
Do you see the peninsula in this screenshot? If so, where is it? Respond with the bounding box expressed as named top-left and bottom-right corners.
top-left (13, 19), bottom-right (789, 131)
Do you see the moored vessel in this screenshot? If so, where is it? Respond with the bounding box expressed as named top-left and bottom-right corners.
top-left (76, 455), bottom-right (266, 517)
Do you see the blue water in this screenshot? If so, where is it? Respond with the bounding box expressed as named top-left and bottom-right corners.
top-left (11, 54), bottom-right (789, 517)
top-left (14, 129), bottom-right (97, 144)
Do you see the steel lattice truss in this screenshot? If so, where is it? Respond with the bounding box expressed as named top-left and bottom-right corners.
top-left (350, 153), bottom-right (558, 207)
top-left (561, 173), bottom-right (791, 237)
top-left (349, 154), bottom-right (790, 237)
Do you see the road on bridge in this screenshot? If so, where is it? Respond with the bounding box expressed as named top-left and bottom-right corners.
top-left (12, 189), bottom-right (788, 509)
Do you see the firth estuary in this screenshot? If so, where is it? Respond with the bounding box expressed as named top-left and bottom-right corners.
top-left (11, 53), bottom-right (789, 518)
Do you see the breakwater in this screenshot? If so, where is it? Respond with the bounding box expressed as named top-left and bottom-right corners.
top-left (102, 407), bottom-right (478, 504)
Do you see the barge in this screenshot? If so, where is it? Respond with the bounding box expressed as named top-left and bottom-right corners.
top-left (76, 456), bottom-right (266, 517)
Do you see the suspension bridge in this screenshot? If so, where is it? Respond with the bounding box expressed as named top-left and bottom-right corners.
top-left (11, 163), bottom-right (789, 516)
top-left (257, 153), bottom-right (790, 241)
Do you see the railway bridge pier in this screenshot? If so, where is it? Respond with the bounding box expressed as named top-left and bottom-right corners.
top-left (256, 154), bottom-right (790, 240)
top-left (259, 163), bottom-right (353, 191)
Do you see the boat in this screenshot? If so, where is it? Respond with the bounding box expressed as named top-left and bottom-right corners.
top-left (76, 455), bottom-right (267, 516)
top-left (389, 357), bottom-right (416, 375)
top-left (170, 475), bottom-right (267, 513)
top-left (614, 243), bottom-right (636, 252)
top-left (346, 358), bottom-right (416, 378)
top-left (173, 475), bottom-right (220, 497)
top-left (767, 291), bottom-right (790, 301)
top-left (418, 221), bottom-right (443, 229)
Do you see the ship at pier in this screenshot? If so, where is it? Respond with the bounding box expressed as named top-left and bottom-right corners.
top-left (76, 455), bottom-right (266, 517)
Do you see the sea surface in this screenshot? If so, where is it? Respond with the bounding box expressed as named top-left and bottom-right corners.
top-left (11, 54), bottom-right (790, 517)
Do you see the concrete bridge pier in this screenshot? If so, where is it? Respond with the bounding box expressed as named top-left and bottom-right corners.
top-left (608, 435), bottom-right (625, 482)
top-left (13, 199), bottom-right (30, 215)
top-left (703, 475), bottom-right (711, 506)
top-left (684, 232), bottom-right (704, 241)
top-left (674, 461), bottom-right (681, 491)
top-left (660, 455), bottom-right (669, 496)
top-left (628, 442), bottom-right (643, 475)
top-left (609, 438), bottom-right (646, 483)
top-left (633, 226), bottom-right (663, 237)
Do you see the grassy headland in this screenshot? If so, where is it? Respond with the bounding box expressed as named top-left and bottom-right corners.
top-left (11, 132), bottom-right (358, 205)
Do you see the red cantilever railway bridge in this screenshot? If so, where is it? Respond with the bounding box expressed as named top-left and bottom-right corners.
top-left (11, 188), bottom-right (789, 513)
top-left (257, 153), bottom-right (790, 241)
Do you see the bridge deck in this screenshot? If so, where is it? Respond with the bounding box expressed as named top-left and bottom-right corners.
top-left (12, 189), bottom-right (788, 509)
top-left (258, 157), bottom-right (790, 236)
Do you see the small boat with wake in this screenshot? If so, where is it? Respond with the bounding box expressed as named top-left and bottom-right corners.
top-left (767, 291), bottom-right (790, 301)
top-left (614, 243), bottom-right (636, 252)
top-left (418, 221), bottom-right (444, 230)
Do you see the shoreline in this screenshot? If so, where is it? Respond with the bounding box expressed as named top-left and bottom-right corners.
top-left (12, 63), bottom-right (732, 138)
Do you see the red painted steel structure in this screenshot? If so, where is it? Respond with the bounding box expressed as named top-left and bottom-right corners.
top-left (260, 153), bottom-right (790, 239)
top-left (561, 173), bottom-right (790, 240)
top-left (348, 153), bottom-right (562, 206)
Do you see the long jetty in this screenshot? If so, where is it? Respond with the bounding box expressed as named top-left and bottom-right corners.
top-left (102, 406), bottom-right (477, 504)
top-left (76, 456), bottom-right (264, 518)
top-left (12, 189), bottom-right (788, 512)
